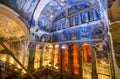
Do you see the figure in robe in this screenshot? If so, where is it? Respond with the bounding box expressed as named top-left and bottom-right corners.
top-left (82, 43), bottom-right (92, 62)
top-left (62, 44), bottom-right (68, 72)
top-left (71, 44), bottom-right (79, 75)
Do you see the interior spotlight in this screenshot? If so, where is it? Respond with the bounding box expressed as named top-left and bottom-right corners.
top-left (61, 45), bottom-right (66, 50)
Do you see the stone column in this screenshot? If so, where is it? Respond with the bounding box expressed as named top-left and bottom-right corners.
top-left (91, 48), bottom-right (98, 79)
top-left (27, 42), bottom-right (36, 72)
top-left (79, 48), bottom-right (83, 79)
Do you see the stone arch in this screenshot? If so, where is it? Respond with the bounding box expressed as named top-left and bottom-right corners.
top-left (0, 3), bottom-right (29, 40)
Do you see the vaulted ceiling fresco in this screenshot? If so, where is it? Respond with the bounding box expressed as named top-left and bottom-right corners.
top-left (0, 0), bottom-right (115, 41)
top-left (0, 0), bottom-right (114, 31)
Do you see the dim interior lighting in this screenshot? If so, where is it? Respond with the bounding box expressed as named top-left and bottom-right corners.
top-left (61, 45), bottom-right (66, 50)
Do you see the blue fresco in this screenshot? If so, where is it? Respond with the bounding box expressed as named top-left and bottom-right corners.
top-left (74, 15), bottom-right (81, 25)
top-left (81, 12), bottom-right (89, 23)
top-left (68, 4), bottom-right (89, 15)
top-left (99, 0), bottom-right (115, 9)
top-left (12, 0), bottom-right (17, 2)
top-left (80, 26), bottom-right (91, 40)
top-left (0, 0), bottom-right (114, 42)
top-left (18, 0), bottom-right (39, 14)
top-left (75, 27), bottom-right (81, 40)
top-left (91, 23), bottom-right (105, 39)
top-left (52, 25), bottom-right (91, 42)
top-left (89, 9), bottom-right (100, 21)
top-left (54, 10), bottom-right (66, 22)
top-left (69, 0), bottom-right (86, 4)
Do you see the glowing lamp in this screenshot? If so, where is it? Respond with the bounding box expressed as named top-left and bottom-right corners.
top-left (61, 45), bottom-right (66, 50)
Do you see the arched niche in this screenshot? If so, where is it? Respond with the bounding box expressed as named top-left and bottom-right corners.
top-left (0, 3), bottom-right (29, 40)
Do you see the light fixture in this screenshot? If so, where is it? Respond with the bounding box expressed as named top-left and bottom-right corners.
top-left (61, 45), bottom-right (66, 50)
